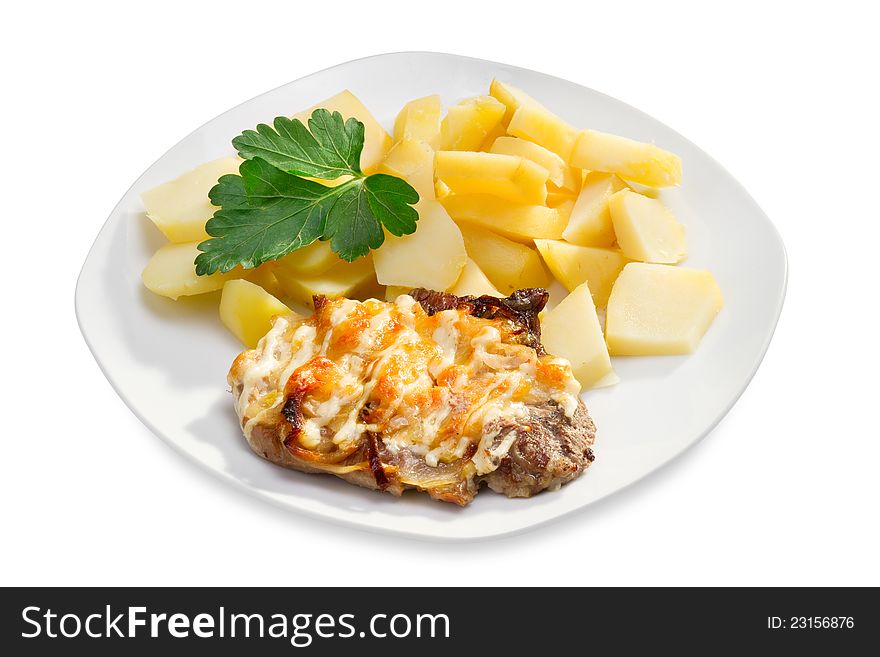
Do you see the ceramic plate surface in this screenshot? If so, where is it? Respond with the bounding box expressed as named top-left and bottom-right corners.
top-left (76, 52), bottom-right (786, 540)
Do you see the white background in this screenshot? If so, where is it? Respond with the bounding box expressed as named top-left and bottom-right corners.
top-left (3, 0), bottom-right (878, 586)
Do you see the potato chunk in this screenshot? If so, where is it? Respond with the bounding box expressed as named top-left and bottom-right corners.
top-left (373, 200), bottom-right (467, 291)
top-left (142, 241), bottom-right (238, 300)
top-left (434, 179), bottom-right (452, 200)
top-left (507, 104), bottom-right (579, 162)
top-left (384, 285), bottom-right (412, 301)
top-left (141, 157), bottom-right (240, 243)
top-left (450, 258), bottom-right (501, 297)
top-left (608, 189), bottom-right (687, 263)
top-left (489, 136), bottom-right (568, 187)
top-left (441, 194), bottom-right (564, 243)
top-left (606, 263), bottom-right (723, 355)
top-left (378, 138), bottom-right (435, 200)
top-left (393, 94), bottom-right (442, 147)
top-left (275, 240), bottom-right (338, 277)
top-left (541, 282), bottom-right (614, 389)
top-left (570, 130), bottom-right (682, 187)
top-left (242, 264), bottom-right (286, 299)
top-left (459, 224), bottom-right (549, 293)
top-left (294, 90), bottom-right (391, 173)
top-left (440, 95), bottom-right (506, 151)
top-left (434, 151), bottom-right (549, 205)
top-left (562, 172), bottom-right (628, 247)
top-left (220, 279), bottom-right (292, 348)
top-left (477, 123), bottom-right (507, 152)
top-left (489, 79), bottom-right (539, 126)
top-left (276, 254), bottom-right (378, 309)
top-left (534, 240), bottom-right (630, 307)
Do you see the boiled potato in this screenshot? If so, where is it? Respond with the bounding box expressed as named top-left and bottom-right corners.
top-left (384, 285), bottom-right (412, 301)
top-left (609, 189), bottom-right (687, 263)
top-left (592, 370), bottom-right (620, 389)
top-left (393, 94), bottom-right (442, 147)
top-left (562, 172), bottom-right (629, 247)
top-left (276, 254), bottom-right (379, 309)
top-left (294, 90), bottom-right (392, 173)
top-left (489, 79), bottom-right (538, 127)
top-left (570, 130), bottom-right (682, 187)
top-left (242, 263), bottom-right (286, 299)
top-left (434, 151), bottom-right (549, 205)
top-left (373, 200), bottom-right (467, 290)
top-left (220, 279), bottom-right (293, 348)
top-left (441, 194), bottom-right (564, 243)
top-left (534, 240), bottom-right (630, 307)
top-left (554, 165), bottom-right (585, 194)
top-left (275, 240), bottom-right (338, 277)
top-left (507, 104), bottom-right (579, 163)
top-left (606, 263), bottom-right (722, 355)
top-left (378, 138), bottom-right (435, 200)
top-left (459, 224), bottom-right (550, 293)
top-left (434, 179), bottom-right (452, 199)
top-left (478, 123), bottom-right (507, 152)
top-left (546, 191), bottom-right (577, 208)
top-left (141, 157), bottom-right (241, 243)
top-left (142, 241), bottom-right (238, 300)
top-left (541, 281), bottom-right (614, 389)
top-left (450, 258), bottom-right (501, 297)
top-left (489, 136), bottom-right (568, 188)
top-left (441, 95), bottom-right (506, 151)
top-left (552, 197), bottom-right (576, 228)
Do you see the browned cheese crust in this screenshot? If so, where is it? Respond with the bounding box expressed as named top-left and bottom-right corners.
top-left (229, 289), bottom-right (596, 506)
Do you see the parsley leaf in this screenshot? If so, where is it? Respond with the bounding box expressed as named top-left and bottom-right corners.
top-left (324, 174), bottom-right (419, 261)
top-left (194, 111), bottom-right (420, 274)
top-left (195, 159), bottom-right (340, 274)
top-left (232, 109), bottom-right (364, 179)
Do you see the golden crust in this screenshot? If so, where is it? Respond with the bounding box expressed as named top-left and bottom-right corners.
top-left (228, 293), bottom-right (593, 505)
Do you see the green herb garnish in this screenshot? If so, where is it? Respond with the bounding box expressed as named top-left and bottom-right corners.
top-left (195, 109), bottom-right (419, 275)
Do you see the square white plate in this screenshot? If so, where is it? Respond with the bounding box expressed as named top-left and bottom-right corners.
top-left (75, 52), bottom-right (786, 540)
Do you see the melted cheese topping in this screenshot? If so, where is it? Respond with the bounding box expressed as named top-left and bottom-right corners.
top-left (230, 295), bottom-right (581, 475)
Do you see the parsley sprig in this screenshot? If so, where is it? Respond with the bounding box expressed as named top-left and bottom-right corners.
top-left (195, 110), bottom-right (419, 275)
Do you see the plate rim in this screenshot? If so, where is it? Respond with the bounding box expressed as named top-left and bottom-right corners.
top-left (75, 51), bottom-right (788, 541)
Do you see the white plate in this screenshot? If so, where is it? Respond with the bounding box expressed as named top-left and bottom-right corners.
top-left (76, 52), bottom-right (786, 540)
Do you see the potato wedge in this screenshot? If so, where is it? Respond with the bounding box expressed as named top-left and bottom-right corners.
top-left (220, 279), bottom-right (293, 348)
top-left (435, 151), bottom-right (549, 205)
top-left (570, 130), bottom-right (682, 188)
top-left (478, 123), bottom-right (507, 152)
top-left (434, 179), bottom-right (452, 200)
top-left (393, 94), bottom-right (442, 147)
top-left (507, 104), bottom-right (579, 163)
top-left (373, 200), bottom-right (467, 291)
top-left (440, 95), bottom-right (506, 151)
top-left (489, 79), bottom-right (539, 127)
top-left (489, 136), bottom-right (568, 187)
top-left (534, 240), bottom-right (630, 307)
top-left (441, 194), bottom-right (564, 243)
top-left (605, 263), bottom-right (722, 355)
top-left (142, 241), bottom-right (238, 300)
top-left (541, 282), bottom-right (614, 389)
top-left (275, 240), bottom-right (338, 277)
top-left (562, 172), bottom-right (629, 247)
top-left (378, 138), bottom-right (435, 200)
top-left (459, 224), bottom-right (550, 293)
top-left (384, 285), bottom-right (412, 301)
top-left (141, 157), bottom-right (241, 243)
top-left (242, 263), bottom-right (286, 299)
top-left (294, 90), bottom-right (392, 173)
top-left (608, 189), bottom-right (687, 264)
top-left (276, 254), bottom-right (379, 309)
top-left (450, 258), bottom-right (501, 297)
